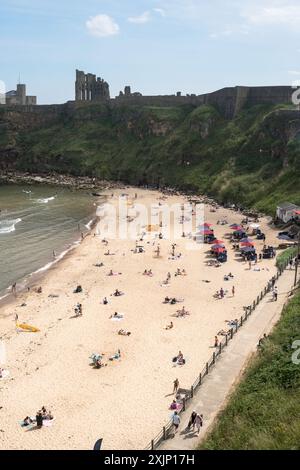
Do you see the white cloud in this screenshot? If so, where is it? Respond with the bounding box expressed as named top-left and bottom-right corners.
top-left (128, 11), bottom-right (151, 24)
top-left (86, 14), bottom-right (120, 37)
top-left (153, 8), bottom-right (166, 17)
top-left (241, 2), bottom-right (300, 27)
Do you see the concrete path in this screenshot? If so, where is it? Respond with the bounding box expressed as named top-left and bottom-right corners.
top-left (159, 268), bottom-right (298, 450)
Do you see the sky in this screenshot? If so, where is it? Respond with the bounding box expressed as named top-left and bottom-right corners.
top-left (1, 0), bottom-right (300, 104)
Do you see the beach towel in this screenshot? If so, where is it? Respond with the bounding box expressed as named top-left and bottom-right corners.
top-left (19, 417), bottom-right (36, 429)
top-left (110, 314), bottom-right (124, 321)
top-left (0, 370), bottom-right (10, 380)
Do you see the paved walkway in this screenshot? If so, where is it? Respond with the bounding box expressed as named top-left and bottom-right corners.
top-left (159, 268), bottom-right (298, 450)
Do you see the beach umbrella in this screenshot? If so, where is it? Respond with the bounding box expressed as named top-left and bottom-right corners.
top-left (229, 224), bottom-right (241, 229)
top-left (214, 247), bottom-right (226, 253)
top-left (212, 243), bottom-right (225, 249)
top-left (240, 241), bottom-right (254, 247)
top-left (240, 237), bottom-right (252, 243)
top-left (208, 238), bottom-right (223, 244)
top-left (199, 229), bottom-right (214, 235)
top-left (240, 246), bottom-right (255, 252)
top-left (250, 223), bottom-right (260, 229)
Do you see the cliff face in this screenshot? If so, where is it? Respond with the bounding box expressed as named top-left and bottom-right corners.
top-left (0, 102), bottom-right (299, 214)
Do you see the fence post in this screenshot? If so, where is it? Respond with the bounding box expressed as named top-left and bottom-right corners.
top-left (212, 352), bottom-right (216, 364)
top-left (163, 426), bottom-right (166, 440)
top-left (230, 328), bottom-right (233, 339)
top-left (199, 373), bottom-right (202, 385)
top-left (151, 440), bottom-right (154, 450)
top-left (206, 362), bottom-right (209, 374)
top-left (191, 385), bottom-right (194, 398)
top-left (226, 333), bottom-right (228, 345)
top-left (240, 315), bottom-right (243, 326)
top-left (260, 291), bottom-right (263, 300)
top-left (257, 296), bottom-right (260, 305)
top-left (219, 343), bottom-right (222, 355)
top-left (182, 397), bottom-right (186, 411)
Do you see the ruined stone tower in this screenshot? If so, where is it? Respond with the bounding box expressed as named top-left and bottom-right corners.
top-left (75, 70), bottom-right (110, 102)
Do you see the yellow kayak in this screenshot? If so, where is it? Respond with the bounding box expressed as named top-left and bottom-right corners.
top-left (17, 323), bottom-right (40, 333)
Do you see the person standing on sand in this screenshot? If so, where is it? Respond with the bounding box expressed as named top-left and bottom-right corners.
top-left (232, 286), bottom-right (235, 297)
top-left (214, 336), bottom-right (219, 348)
top-left (172, 411), bottom-right (180, 433)
top-left (173, 378), bottom-right (179, 394)
top-left (12, 283), bottom-right (17, 296)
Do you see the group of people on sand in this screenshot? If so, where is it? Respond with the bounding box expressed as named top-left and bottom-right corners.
top-left (163, 297), bottom-right (183, 305)
top-left (143, 269), bottom-right (153, 276)
top-left (23, 406), bottom-right (53, 428)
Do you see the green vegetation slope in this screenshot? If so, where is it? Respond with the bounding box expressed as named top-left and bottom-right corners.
top-left (0, 102), bottom-right (299, 214)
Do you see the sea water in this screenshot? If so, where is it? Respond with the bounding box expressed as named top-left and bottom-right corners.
top-left (0, 184), bottom-right (97, 297)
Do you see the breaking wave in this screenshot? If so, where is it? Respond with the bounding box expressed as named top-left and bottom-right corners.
top-left (0, 218), bottom-right (22, 234)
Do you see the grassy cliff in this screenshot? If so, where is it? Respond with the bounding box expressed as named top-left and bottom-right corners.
top-left (0, 102), bottom-right (299, 214)
top-left (200, 290), bottom-right (300, 450)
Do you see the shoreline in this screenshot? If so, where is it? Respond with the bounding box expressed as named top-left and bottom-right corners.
top-left (0, 210), bottom-right (101, 317)
top-left (0, 171), bottom-right (125, 191)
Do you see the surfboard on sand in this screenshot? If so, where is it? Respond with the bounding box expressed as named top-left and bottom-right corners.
top-left (16, 323), bottom-right (40, 333)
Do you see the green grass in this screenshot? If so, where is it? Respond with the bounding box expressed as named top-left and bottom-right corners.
top-left (200, 290), bottom-right (300, 450)
top-left (276, 247), bottom-right (298, 270)
top-left (1, 102), bottom-right (300, 214)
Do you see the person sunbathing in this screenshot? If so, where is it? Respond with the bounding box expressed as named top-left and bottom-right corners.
top-left (94, 262), bottom-right (104, 267)
top-left (163, 296), bottom-right (171, 303)
top-left (23, 416), bottom-right (34, 426)
top-left (110, 312), bottom-right (123, 319)
top-left (175, 268), bottom-right (182, 276)
top-left (73, 285), bottom-right (82, 293)
top-left (176, 306), bottom-right (189, 317)
top-left (165, 321), bottom-right (174, 330)
top-left (118, 329), bottom-right (131, 336)
top-left (113, 289), bottom-right (123, 297)
top-left (108, 270), bottom-right (114, 276)
top-left (175, 351), bottom-right (185, 365)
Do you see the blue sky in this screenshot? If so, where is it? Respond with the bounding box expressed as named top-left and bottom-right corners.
top-left (1, 0), bottom-right (300, 104)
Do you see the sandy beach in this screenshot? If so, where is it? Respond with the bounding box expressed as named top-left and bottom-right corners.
top-left (0, 188), bottom-right (280, 450)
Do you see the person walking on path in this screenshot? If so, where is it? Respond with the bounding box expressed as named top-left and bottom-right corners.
top-left (173, 378), bottom-right (179, 394)
top-left (273, 286), bottom-right (278, 301)
top-left (172, 411), bottom-right (180, 434)
top-left (195, 414), bottom-right (203, 434)
top-left (187, 411), bottom-right (197, 431)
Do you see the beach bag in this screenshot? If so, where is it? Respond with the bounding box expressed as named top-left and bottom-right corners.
top-left (172, 357), bottom-right (177, 362)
